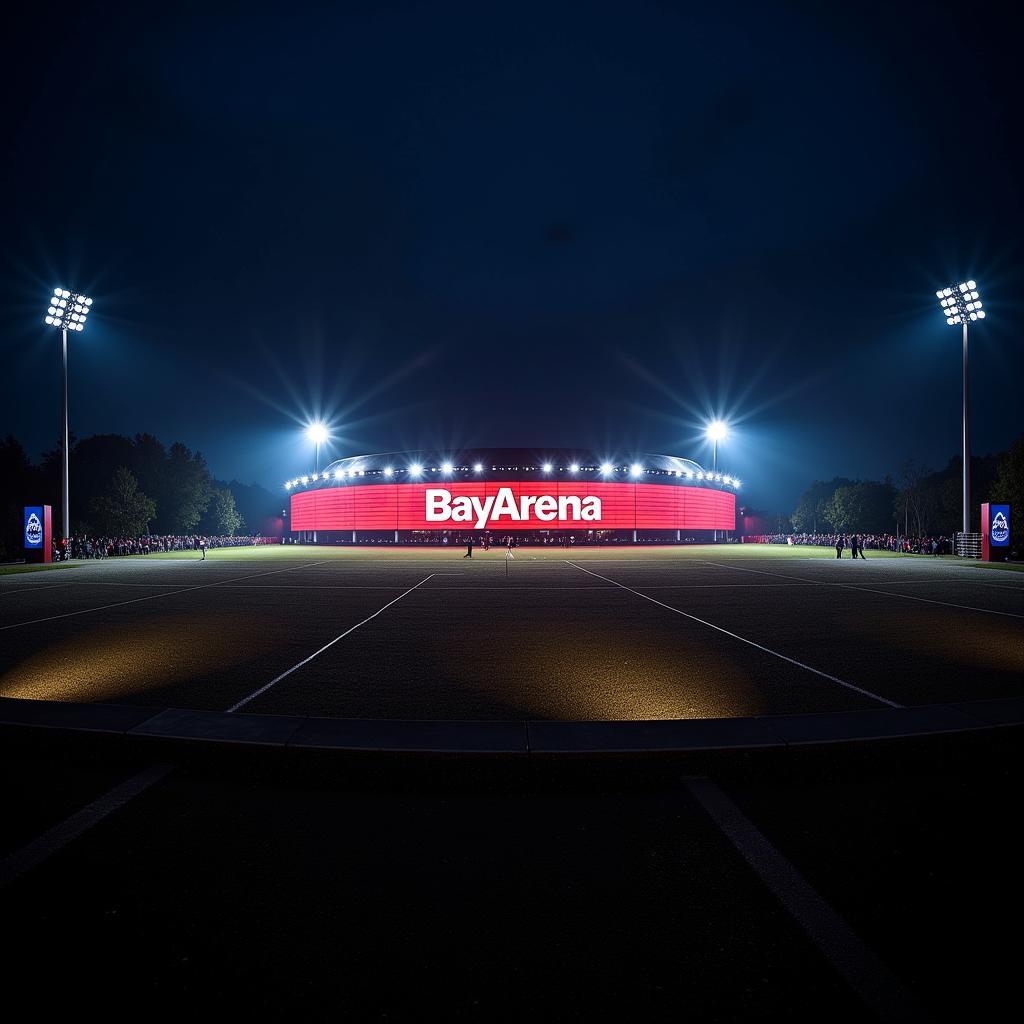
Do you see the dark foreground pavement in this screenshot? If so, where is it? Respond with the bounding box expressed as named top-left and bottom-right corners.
top-left (2, 727), bottom-right (1020, 1020)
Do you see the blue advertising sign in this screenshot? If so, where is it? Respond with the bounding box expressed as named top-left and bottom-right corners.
top-left (989, 504), bottom-right (1010, 548)
top-left (24, 506), bottom-right (44, 548)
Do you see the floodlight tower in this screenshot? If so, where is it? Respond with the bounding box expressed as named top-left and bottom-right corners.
top-left (935, 281), bottom-right (985, 536)
top-left (706, 420), bottom-right (729, 474)
top-left (44, 288), bottom-right (93, 540)
top-left (706, 420), bottom-right (729, 542)
top-left (306, 422), bottom-right (329, 473)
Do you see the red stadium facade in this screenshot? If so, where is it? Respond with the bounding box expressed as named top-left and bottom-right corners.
top-left (284, 449), bottom-right (738, 543)
top-left (291, 481), bottom-right (734, 533)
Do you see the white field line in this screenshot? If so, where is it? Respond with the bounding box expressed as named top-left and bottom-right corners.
top-left (225, 573), bottom-right (437, 713)
top-left (0, 765), bottom-right (174, 889)
top-left (685, 777), bottom-right (923, 1022)
top-left (0, 561), bottom-right (328, 631)
top-left (696, 560), bottom-right (1024, 621)
top-left (0, 582), bottom-right (77, 598)
top-left (856, 578), bottom-right (1024, 591)
top-left (565, 561), bottom-right (900, 708)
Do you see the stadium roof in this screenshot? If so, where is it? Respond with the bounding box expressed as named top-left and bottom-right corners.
top-left (284, 448), bottom-right (740, 492)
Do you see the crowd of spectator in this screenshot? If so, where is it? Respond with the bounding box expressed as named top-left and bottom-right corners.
top-left (285, 531), bottom-right (710, 546)
top-left (742, 533), bottom-right (952, 554)
top-left (53, 535), bottom-right (274, 560)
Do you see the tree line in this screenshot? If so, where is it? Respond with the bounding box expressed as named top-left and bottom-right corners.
top-left (0, 433), bottom-right (279, 558)
top-left (789, 437), bottom-right (1023, 536)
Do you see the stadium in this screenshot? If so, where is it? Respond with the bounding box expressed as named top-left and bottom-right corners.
top-left (284, 448), bottom-right (739, 543)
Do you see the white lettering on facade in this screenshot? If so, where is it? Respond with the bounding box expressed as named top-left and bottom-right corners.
top-left (424, 488), bottom-right (603, 529)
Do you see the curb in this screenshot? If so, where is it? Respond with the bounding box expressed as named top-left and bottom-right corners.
top-left (1, 695), bottom-right (1022, 754)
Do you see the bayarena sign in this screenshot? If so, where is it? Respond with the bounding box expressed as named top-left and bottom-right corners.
top-left (285, 449), bottom-right (738, 542)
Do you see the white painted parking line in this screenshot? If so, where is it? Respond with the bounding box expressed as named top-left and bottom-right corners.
top-left (0, 765), bottom-right (173, 889)
top-left (566, 561), bottom-right (900, 708)
top-left (697, 560), bottom-right (1024, 620)
top-left (685, 777), bottom-right (924, 1022)
top-left (0, 561), bottom-right (328, 632)
top-left (225, 573), bottom-right (438, 713)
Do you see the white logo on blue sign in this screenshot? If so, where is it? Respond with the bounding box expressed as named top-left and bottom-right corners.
top-left (25, 512), bottom-right (42, 546)
top-left (991, 511), bottom-right (1009, 544)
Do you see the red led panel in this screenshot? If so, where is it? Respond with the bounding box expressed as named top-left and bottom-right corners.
top-left (291, 481), bottom-right (735, 532)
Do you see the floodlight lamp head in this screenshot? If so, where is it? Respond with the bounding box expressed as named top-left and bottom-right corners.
top-left (44, 288), bottom-right (92, 330)
top-left (305, 423), bottom-right (328, 444)
top-left (706, 420), bottom-right (729, 442)
top-left (935, 281), bottom-right (984, 327)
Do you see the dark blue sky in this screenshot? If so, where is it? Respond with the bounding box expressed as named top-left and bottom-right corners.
top-left (3, 1), bottom-right (1021, 511)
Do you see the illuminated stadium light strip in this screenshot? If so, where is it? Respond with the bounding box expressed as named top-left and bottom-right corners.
top-left (282, 461), bottom-right (742, 490)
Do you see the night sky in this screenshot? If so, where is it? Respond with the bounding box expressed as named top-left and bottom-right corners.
top-left (3, 1), bottom-right (1021, 513)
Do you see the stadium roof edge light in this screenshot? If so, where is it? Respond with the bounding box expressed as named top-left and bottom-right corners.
top-left (936, 279), bottom-right (984, 325)
top-left (282, 448), bottom-right (741, 492)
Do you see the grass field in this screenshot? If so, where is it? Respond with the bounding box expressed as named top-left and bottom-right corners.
top-left (0, 562), bottom-right (79, 576)
top-left (59, 541), bottom-right (958, 562)
top-left (5, 543), bottom-right (985, 568)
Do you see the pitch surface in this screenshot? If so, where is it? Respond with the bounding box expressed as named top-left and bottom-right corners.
top-left (1, 546), bottom-right (1021, 720)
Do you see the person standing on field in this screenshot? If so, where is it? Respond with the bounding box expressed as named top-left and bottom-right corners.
top-left (835, 535), bottom-right (844, 559)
